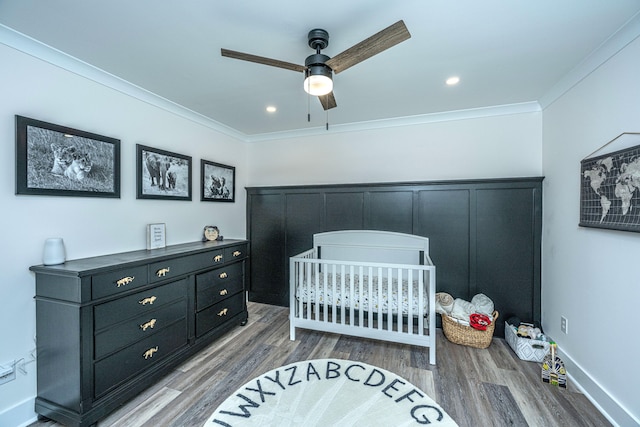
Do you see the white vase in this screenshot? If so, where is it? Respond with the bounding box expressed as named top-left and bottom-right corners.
top-left (43, 238), bottom-right (66, 265)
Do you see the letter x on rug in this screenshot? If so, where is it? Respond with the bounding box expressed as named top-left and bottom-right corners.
top-left (205, 358), bottom-right (458, 426)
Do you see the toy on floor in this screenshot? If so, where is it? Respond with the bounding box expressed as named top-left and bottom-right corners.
top-left (541, 342), bottom-right (567, 388)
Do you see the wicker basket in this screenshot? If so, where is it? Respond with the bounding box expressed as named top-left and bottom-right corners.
top-left (441, 311), bottom-right (499, 349)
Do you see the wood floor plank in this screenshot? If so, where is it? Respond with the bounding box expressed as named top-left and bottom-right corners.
top-left (28, 302), bottom-right (612, 427)
top-left (480, 382), bottom-right (529, 426)
top-left (106, 387), bottom-right (182, 427)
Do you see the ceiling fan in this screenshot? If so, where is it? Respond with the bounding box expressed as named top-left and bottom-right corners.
top-left (221, 20), bottom-right (411, 112)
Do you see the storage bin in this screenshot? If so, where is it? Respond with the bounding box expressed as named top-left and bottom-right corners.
top-left (441, 311), bottom-right (498, 349)
top-left (505, 321), bottom-right (550, 362)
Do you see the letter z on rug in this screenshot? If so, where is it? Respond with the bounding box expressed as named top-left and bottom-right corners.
top-left (205, 358), bottom-right (458, 427)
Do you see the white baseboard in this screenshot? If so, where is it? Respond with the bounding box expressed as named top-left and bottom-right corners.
top-left (560, 348), bottom-right (639, 427)
top-left (0, 397), bottom-right (37, 427)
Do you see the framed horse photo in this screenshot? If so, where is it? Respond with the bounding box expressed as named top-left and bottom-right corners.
top-left (136, 144), bottom-right (192, 201)
top-left (15, 115), bottom-right (120, 198)
top-left (201, 159), bottom-right (235, 202)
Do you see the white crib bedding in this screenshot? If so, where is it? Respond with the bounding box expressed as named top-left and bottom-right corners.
top-left (296, 273), bottom-right (428, 316)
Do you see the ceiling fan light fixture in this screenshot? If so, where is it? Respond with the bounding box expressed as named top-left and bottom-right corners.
top-left (304, 73), bottom-right (333, 96)
top-left (304, 54), bottom-right (333, 96)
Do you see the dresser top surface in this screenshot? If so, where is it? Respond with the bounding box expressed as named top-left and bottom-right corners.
top-left (30, 239), bottom-right (248, 276)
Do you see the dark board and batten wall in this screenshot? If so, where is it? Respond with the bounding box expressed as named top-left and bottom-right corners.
top-left (246, 177), bottom-right (543, 336)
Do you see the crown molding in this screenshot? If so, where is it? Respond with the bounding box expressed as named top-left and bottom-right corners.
top-left (0, 24), bottom-right (247, 141)
top-left (244, 102), bottom-right (542, 142)
top-left (538, 10), bottom-right (640, 110)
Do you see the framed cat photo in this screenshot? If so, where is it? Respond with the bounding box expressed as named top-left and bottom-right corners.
top-left (15, 115), bottom-right (121, 198)
top-left (201, 159), bottom-right (235, 202)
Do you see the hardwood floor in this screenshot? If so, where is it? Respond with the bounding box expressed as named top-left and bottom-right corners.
top-left (31, 302), bottom-right (611, 427)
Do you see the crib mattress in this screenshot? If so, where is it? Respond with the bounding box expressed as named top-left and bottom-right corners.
top-left (296, 273), bottom-right (428, 316)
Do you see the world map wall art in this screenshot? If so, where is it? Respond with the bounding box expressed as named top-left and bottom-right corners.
top-left (580, 132), bottom-right (640, 232)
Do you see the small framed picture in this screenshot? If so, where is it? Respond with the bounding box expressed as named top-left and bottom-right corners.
top-left (146, 223), bottom-right (166, 249)
top-left (15, 115), bottom-right (120, 198)
top-left (137, 144), bottom-right (192, 200)
top-left (201, 159), bottom-right (235, 202)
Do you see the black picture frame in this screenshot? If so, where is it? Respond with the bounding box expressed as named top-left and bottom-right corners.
top-left (580, 132), bottom-right (640, 232)
top-left (15, 115), bottom-right (120, 198)
top-left (136, 144), bottom-right (192, 200)
top-left (201, 159), bottom-right (235, 202)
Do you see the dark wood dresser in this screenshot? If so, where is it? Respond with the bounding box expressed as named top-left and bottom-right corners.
top-left (30, 240), bottom-right (248, 427)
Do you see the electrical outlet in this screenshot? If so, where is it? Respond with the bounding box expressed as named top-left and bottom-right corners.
top-left (560, 316), bottom-right (568, 334)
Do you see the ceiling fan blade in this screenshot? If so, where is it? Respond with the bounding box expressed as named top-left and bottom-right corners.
top-left (325, 20), bottom-right (410, 74)
top-left (319, 92), bottom-right (337, 110)
top-left (221, 48), bottom-right (305, 73)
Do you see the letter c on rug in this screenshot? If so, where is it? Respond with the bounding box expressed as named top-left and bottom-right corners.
top-left (345, 363), bottom-right (366, 382)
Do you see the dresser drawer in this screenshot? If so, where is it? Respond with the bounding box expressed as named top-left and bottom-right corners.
top-left (196, 292), bottom-right (245, 338)
top-left (94, 319), bottom-right (187, 398)
top-left (94, 298), bottom-right (187, 360)
top-left (92, 265), bottom-right (148, 299)
top-left (94, 279), bottom-right (187, 331)
top-left (148, 251), bottom-right (224, 283)
top-left (195, 262), bottom-right (243, 311)
top-left (224, 244), bottom-right (248, 262)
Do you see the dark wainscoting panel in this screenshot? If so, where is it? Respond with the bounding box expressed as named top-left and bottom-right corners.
top-left (246, 177), bottom-right (543, 336)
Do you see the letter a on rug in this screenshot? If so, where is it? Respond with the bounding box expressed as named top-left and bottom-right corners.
top-left (205, 358), bottom-right (458, 426)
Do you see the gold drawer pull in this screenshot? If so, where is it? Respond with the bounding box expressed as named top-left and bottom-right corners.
top-left (140, 318), bottom-right (157, 331)
top-left (219, 272), bottom-right (228, 279)
top-left (143, 346), bottom-right (158, 359)
top-left (139, 296), bottom-right (157, 305)
top-left (233, 250), bottom-right (242, 257)
top-left (213, 254), bottom-right (223, 262)
top-left (116, 276), bottom-right (135, 287)
top-left (218, 308), bottom-right (228, 317)
top-left (219, 289), bottom-right (228, 296)
top-left (156, 267), bottom-right (170, 277)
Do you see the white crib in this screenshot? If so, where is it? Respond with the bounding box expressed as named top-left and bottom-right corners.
top-left (290, 230), bottom-right (436, 364)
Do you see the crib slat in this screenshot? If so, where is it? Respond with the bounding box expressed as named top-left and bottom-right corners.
top-left (358, 265), bottom-right (363, 328)
top-left (377, 266), bottom-right (383, 330)
top-left (407, 268), bottom-right (413, 334)
top-left (367, 266), bottom-right (373, 328)
top-left (417, 271), bottom-right (425, 335)
top-left (331, 264), bottom-right (336, 324)
top-left (341, 264), bottom-right (346, 325)
top-left (387, 267), bottom-right (393, 332)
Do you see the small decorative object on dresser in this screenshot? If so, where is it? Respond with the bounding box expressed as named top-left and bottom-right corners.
top-left (42, 238), bottom-right (66, 265)
top-left (202, 225), bottom-right (223, 241)
top-left (147, 223), bottom-right (166, 249)
top-left (30, 239), bottom-right (249, 427)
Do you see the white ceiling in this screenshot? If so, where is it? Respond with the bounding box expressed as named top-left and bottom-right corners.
top-left (2, 1), bottom-right (640, 141)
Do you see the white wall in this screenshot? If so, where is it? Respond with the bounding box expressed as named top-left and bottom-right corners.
top-left (542, 36), bottom-right (640, 425)
top-left (247, 112), bottom-right (542, 186)
top-left (0, 43), bottom-right (248, 425)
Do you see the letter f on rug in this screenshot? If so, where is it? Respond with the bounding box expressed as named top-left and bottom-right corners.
top-left (206, 358), bottom-right (458, 426)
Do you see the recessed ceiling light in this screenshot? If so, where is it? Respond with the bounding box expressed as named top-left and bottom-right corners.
top-left (266, 106), bottom-right (277, 113)
top-left (446, 76), bottom-right (460, 86)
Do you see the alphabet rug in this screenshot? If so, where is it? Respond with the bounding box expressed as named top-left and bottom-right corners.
top-left (205, 358), bottom-right (458, 427)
